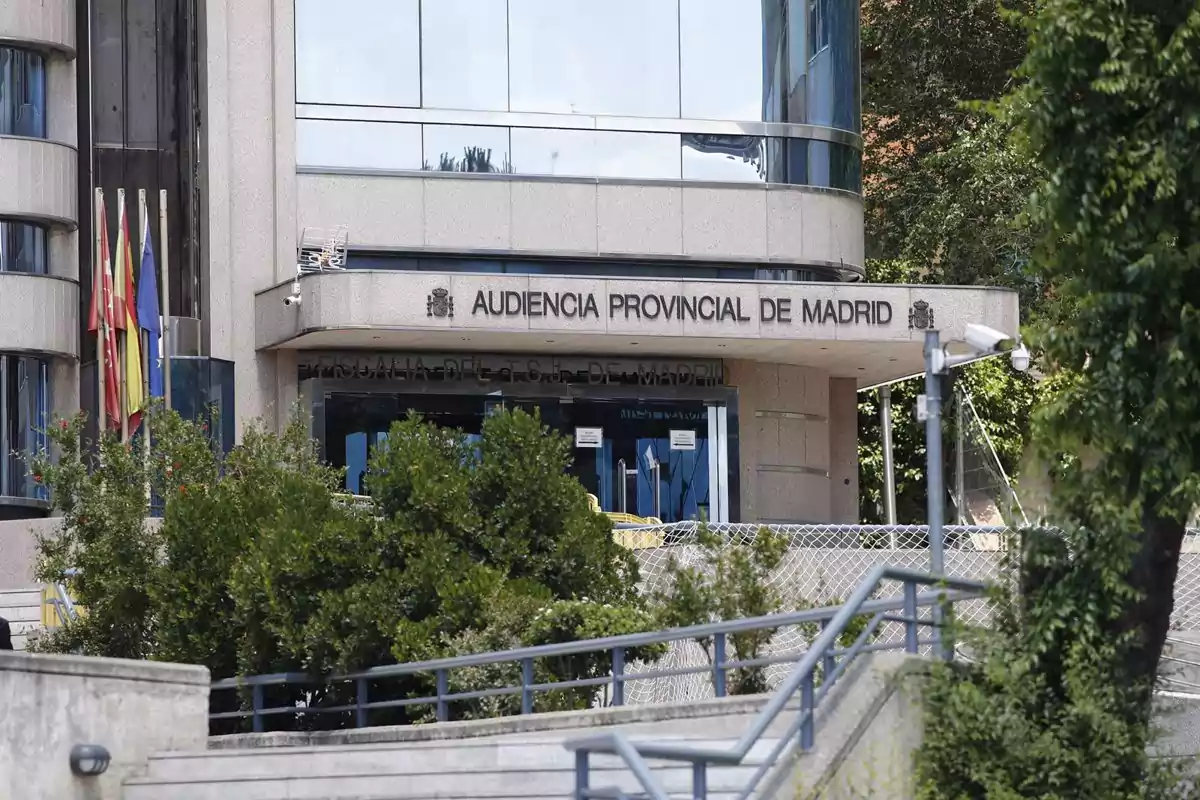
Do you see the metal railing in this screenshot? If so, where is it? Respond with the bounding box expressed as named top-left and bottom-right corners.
top-left (46, 568), bottom-right (81, 628)
top-left (564, 565), bottom-right (987, 800)
top-left (208, 566), bottom-right (985, 737)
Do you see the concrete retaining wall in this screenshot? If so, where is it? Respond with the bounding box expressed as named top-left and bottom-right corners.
top-left (0, 651), bottom-right (210, 800)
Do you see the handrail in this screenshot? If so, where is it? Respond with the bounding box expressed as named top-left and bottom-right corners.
top-left (563, 564), bottom-right (987, 800)
top-left (208, 582), bottom-right (980, 735)
top-left (48, 568), bottom-right (81, 627)
top-left (209, 587), bottom-right (978, 691)
top-left (51, 582), bottom-right (77, 624)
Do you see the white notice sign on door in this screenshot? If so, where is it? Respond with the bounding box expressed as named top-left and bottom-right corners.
top-left (670, 429), bottom-right (697, 451)
top-left (575, 427), bottom-right (604, 448)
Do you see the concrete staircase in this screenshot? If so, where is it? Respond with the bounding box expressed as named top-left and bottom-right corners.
top-left (123, 697), bottom-right (792, 800)
top-left (0, 587), bottom-right (44, 651)
top-left (122, 653), bottom-right (921, 800)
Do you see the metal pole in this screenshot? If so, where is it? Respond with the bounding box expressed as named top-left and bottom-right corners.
top-left (924, 330), bottom-right (946, 657)
top-left (617, 458), bottom-right (627, 513)
top-left (880, 385), bottom-right (897, 529)
top-left (159, 190), bottom-right (172, 411)
top-left (924, 330), bottom-right (945, 576)
top-left (118, 189), bottom-right (129, 444)
top-left (94, 189), bottom-right (107, 440)
top-left (139, 191), bottom-right (152, 506)
top-left (955, 386), bottom-right (967, 525)
top-left (652, 463), bottom-right (662, 520)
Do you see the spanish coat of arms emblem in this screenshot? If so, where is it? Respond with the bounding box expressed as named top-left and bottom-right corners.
top-left (908, 300), bottom-right (934, 330)
top-left (427, 288), bottom-right (454, 318)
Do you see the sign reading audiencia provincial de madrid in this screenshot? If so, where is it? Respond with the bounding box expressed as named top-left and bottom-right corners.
top-left (427, 288), bottom-right (896, 327)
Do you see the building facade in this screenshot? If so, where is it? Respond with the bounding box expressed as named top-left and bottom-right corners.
top-left (0, 0), bottom-right (79, 520)
top-left (0, 0), bottom-right (1020, 530)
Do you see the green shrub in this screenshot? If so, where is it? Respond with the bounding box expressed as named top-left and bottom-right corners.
top-left (33, 405), bottom-right (657, 731)
top-left (652, 523), bottom-right (874, 695)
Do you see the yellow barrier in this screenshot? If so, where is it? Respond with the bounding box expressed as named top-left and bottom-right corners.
top-left (41, 585), bottom-right (84, 628)
top-left (613, 527), bottom-right (667, 550)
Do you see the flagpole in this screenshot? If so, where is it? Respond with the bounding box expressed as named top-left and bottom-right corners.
top-left (94, 188), bottom-right (106, 440)
top-left (139, 189), bottom-right (152, 505)
top-left (118, 189), bottom-right (130, 443)
top-left (159, 189), bottom-right (172, 411)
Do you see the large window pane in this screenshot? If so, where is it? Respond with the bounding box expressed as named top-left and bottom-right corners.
top-left (0, 355), bottom-right (48, 500)
top-left (0, 47), bottom-right (46, 138)
top-left (0, 221), bottom-right (47, 274)
top-left (511, 128), bottom-right (681, 180)
top-left (787, 0), bottom-right (859, 131)
top-left (767, 137), bottom-right (860, 191)
top-left (420, 0), bottom-right (509, 111)
top-left (680, 0), bottom-right (787, 122)
top-left (295, 0), bottom-right (420, 107)
top-left (592, 131), bottom-right (681, 180)
top-left (423, 125), bottom-right (511, 173)
top-left (508, 0), bottom-right (680, 118)
top-left (682, 134), bottom-right (767, 183)
top-left (296, 119), bottom-right (422, 171)
top-left (510, 128), bottom-right (597, 177)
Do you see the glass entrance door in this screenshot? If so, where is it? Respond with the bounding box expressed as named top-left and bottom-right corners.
top-left (566, 400), bottom-right (728, 524)
top-left (322, 390), bottom-right (732, 523)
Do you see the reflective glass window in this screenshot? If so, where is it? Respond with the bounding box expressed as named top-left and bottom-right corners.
top-left (295, 0), bottom-right (420, 107)
top-left (511, 128), bottom-right (681, 180)
top-left (787, 0), bottom-right (859, 131)
top-left (0, 221), bottom-right (47, 274)
top-left (0, 355), bottom-right (48, 500)
top-left (509, 128), bottom-right (597, 178)
top-left (420, 0), bottom-right (509, 111)
top-left (0, 47), bottom-right (46, 138)
top-left (296, 119), bottom-right (422, 171)
top-left (767, 137), bottom-right (860, 191)
top-left (592, 131), bottom-right (681, 180)
top-left (423, 125), bottom-right (511, 173)
top-left (343, 253), bottom-right (850, 281)
top-left (508, 0), bottom-right (680, 118)
top-left (680, 0), bottom-right (786, 122)
top-left (682, 134), bottom-right (767, 183)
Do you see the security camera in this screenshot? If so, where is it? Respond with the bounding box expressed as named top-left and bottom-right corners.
top-left (1010, 343), bottom-right (1031, 373)
top-left (964, 324), bottom-right (1017, 355)
top-left (283, 293), bottom-right (302, 307)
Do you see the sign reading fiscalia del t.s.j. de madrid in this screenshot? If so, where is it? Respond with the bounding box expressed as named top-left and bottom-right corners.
top-left (426, 288), bottom-right (896, 327)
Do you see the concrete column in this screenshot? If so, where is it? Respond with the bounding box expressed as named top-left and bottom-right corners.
top-left (828, 377), bottom-right (860, 523)
top-left (272, 349), bottom-right (299, 433)
top-left (727, 360), bottom-right (832, 523)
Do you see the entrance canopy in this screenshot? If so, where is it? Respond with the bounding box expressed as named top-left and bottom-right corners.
top-left (255, 271), bottom-right (1019, 387)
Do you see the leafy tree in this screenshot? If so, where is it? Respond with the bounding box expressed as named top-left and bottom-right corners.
top-left (915, 0), bottom-right (1200, 794)
top-left (862, 0), bottom-right (1033, 265)
top-left (34, 406), bottom-right (657, 730)
top-left (654, 524), bottom-right (789, 694)
top-left (32, 417), bottom-right (161, 658)
top-left (652, 524), bottom-right (874, 695)
top-left (1016, 0), bottom-right (1200, 713)
top-left (858, 0), bottom-right (1045, 524)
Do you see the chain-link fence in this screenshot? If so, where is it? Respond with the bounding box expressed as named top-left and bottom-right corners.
top-left (617, 523), bottom-right (1200, 705)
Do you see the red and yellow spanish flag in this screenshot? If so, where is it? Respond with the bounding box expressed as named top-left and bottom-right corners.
top-left (87, 194), bottom-right (121, 430)
top-left (115, 193), bottom-right (145, 431)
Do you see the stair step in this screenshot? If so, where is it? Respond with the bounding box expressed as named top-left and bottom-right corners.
top-left (126, 737), bottom-right (782, 800)
top-left (143, 737), bottom-right (780, 783)
top-left (124, 764), bottom-right (755, 800)
top-left (0, 588), bottom-right (43, 606)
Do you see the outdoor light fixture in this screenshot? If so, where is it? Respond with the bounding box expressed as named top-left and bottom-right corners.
top-left (69, 744), bottom-right (111, 777)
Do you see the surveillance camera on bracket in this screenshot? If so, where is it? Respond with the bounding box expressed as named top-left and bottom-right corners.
top-left (964, 323), bottom-right (1017, 355)
top-left (1010, 343), bottom-right (1031, 373)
